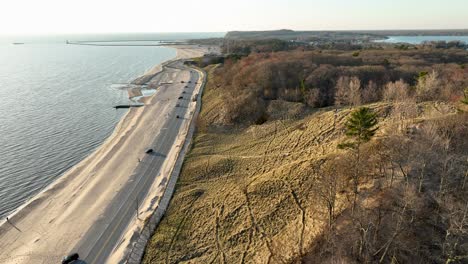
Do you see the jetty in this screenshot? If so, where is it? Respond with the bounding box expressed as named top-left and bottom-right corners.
top-left (113, 105), bottom-right (144, 109)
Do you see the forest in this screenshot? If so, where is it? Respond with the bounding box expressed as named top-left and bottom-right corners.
top-left (208, 48), bottom-right (467, 126)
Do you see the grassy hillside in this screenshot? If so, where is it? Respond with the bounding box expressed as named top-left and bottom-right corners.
top-left (142, 66), bottom-right (352, 263)
top-left (142, 63), bottom-right (467, 263)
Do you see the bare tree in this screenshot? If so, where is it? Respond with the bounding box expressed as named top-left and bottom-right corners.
top-left (385, 133), bottom-right (411, 185)
top-left (412, 123), bottom-right (439, 192)
top-left (383, 79), bottom-right (409, 102)
top-left (362, 80), bottom-right (379, 104)
top-left (304, 88), bottom-right (321, 107)
top-left (349, 77), bottom-right (362, 107)
top-left (373, 187), bottom-right (416, 263)
top-left (416, 70), bottom-right (441, 101)
top-left (463, 169), bottom-right (468, 190)
top-left (335, 76), bottom-right (362, 107)
top-left (440, 197), bottom-right (468, 263)
top-left (437, 131), bottom-right (453, 197)
top-left (315, 158), bottom-right (345, 229)
top-left (335, 76), bottom-right (350, 106)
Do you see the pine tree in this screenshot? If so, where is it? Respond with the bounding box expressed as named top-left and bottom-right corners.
top-left (345, 107), bottom-right (378, 144)
top-left (338, 107), bottom-right (378, 214)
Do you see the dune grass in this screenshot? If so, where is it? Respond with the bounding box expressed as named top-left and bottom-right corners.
top-left (143, 65), bottom-right (374, 263)
top-left (142, 65), bottom-right (463, 264)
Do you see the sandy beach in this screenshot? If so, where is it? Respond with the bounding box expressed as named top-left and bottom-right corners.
top-left (0, 45), bottom-right (208, 264)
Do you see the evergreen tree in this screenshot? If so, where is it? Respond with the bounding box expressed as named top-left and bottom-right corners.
top-left (338, 107), bottom-right (378, 214)
top-left (344, 107), bottom-right (378, 144)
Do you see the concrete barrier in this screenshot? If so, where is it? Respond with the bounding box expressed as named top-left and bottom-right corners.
top-left (123, 65), bottom-right (207, 264)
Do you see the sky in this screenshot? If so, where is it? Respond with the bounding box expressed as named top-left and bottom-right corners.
top-left (0, 0), bottom-right (467, 34)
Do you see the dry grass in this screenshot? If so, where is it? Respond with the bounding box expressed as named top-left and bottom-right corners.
top-left (142, 66), bottom-right (463, 264)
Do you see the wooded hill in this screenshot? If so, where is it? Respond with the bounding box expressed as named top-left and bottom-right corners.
top-left (143, 46), bottom-right (468, 263)
top-left (225, 29), bottom-right (468, 41)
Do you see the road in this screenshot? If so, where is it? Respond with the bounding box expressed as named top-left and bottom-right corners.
top-left (75, 60), bottom-right (200, 264)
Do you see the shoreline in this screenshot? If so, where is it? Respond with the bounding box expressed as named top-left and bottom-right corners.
top-left (0, 44), bottom-right (209, 263)
top-left (0, 45), bottom-right (208, 226)
top-left (0, 45), bottom-right (206, 236)
top-left (0, 49), bottom-right (171, 227)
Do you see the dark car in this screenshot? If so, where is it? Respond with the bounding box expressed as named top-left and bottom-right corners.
top-left (176, 115), bottom-right (180, 119)
top-left (178, 96), bottom-right (183, 99)
top-left (184, 86), bottom-right (188, 88)
top-left (181, 81), bottom-right (185, 83)
top-left (188, 81), bottom-right (192, 83)
top-left (62, 253), bottom-right (79, 264)
top-left (145, 149), bottom-right (153, 154)
top-left (182, 91), bottom-right (186, 94)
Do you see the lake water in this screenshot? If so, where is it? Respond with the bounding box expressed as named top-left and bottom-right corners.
top-left (0, 33), bottom-right (224, 218)
top-left (377, 35), bottom-right (468, 44)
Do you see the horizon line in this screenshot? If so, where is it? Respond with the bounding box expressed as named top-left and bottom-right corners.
top-left (1, 28), bottom-right (468, 36)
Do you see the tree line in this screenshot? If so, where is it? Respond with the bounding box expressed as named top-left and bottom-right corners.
top-left (209, 49), bottom-right (467, 126)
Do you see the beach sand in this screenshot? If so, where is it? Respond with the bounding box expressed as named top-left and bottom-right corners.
top-left (0, 45), bottom-right (207, 264)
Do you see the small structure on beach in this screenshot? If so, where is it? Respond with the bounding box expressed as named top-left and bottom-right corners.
top-left (113, 84), bottom-right (145, 109)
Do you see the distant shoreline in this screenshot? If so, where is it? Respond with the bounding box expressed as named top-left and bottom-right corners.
top-left (66, 40), bottom-right (186, 47)
top-left (374, 35), bottom-right (468, 45)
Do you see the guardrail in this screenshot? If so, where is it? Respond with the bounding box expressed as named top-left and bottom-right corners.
top-left (123, 65), bottom-right (207, 264)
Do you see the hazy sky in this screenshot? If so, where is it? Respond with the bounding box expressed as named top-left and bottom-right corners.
top-left (0, 0), bottom-right (467, 34)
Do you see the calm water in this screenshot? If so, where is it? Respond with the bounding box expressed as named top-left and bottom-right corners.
top-left (377, 35), bottom-right (468, 44)
top-left (0, 33), bottom-right (224, 218)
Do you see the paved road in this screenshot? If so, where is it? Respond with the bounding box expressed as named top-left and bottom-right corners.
top-left (72, 60), bottom-right (200, 264)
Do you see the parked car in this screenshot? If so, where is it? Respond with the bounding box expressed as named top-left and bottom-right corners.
top-left (178, 96), bottom-right (183, 99)
top-left (188, 81), bottom-right (192, 83)
top-left (145, 149), bottom-right (153, 154)
top-left (62, 253), bottom-right (79, 264)
top-left (176, 115), bottom-right (180, 119)
top-left (181, 81), bottom-right (185, 83)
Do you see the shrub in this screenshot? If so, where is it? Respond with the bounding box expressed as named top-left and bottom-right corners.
top-left (462, 87), bottom-right (468, 104)
top-left (416, 71), bottom-right (441, 101)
